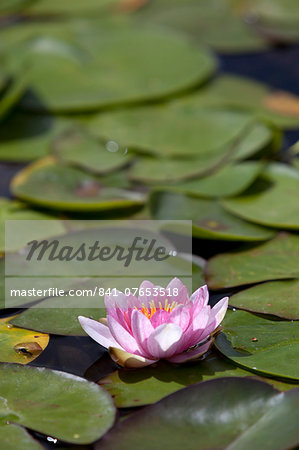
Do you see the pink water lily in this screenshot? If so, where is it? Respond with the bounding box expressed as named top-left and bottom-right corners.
top-left (78, 278), bottom-right (228, 368)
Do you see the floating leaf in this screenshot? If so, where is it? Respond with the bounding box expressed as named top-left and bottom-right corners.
top-left (222, 163), bottom-right (299, 229)
top-left (0, 424), bottom-right (42, 450)
top-left (182, 74), bottom-right (299, 129)
top-left (136, 0), bottom-right (267, 53)
top-left (23, 0), bottom-right (127, 16)
top-left (96, 377), bottom-right (299, 450)
top-left (150, 191), bottom-right (275, 241)
top-left (99, 351), bottom-right (295, 408)
top-left (11, 156), bottom-right (144, 212)
top-left (0, 72), bottom-right (28, 122)
top-left (2, 22), bottom-right (216, 112)
top-left (53, 127), bottom-right (133, 175)
top-left (230, 279), bottom-right (299, 320)
top-left (215, 310), bottom-right (299, 381)
top-left (0, 112), bottom-right (69, 162)
top-left (0, 315), bottom-right (49, 364)
top-left (167, 162), bottom-right (264, 197)
top-left (0, 198), bottom-right (65, 252)
top-left (89, 105), bottom-right (256, 158)
top-left (206, 232), bottom-right (299, 289)
top-left (0, 364), bottom-right (116, 444)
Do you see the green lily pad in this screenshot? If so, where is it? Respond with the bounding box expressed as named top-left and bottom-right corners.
top-left (0, 0), bottom-right (29, 14)
top-left (23, 0), bottom-right (121, 16)
top-left (215, 310), bottom-right (299, 381)
top-left (0, 112), bottom-right (69, 162)
top-left (150, 190), bottom-right (275, 241)
top-left (0, 72), bottom-right (28, 122)
top-left (167, 161), bottom-right (264, 197)
top-left (99, 351), bottom-right (296, 408)
top-left (182, 74), bottom-right (299, 129)
top-left (96, 377), bottom-right (299, 450)
top-left (3, 22), bottom-right (216, 112)
top-left (206, 232), bottom-right (299, 289)
top-left (136, 0), bottom-right (267, 53)
top-left (230, 279), bottom-right (299, 320)
top-left (0, 198), bottom-right (65, 252)
top-left (0, 424), bottom-right (42, 450)
top-left (89, 105), bottom-right (255, 158)
top-left (222, 163), bottom-right (299, 229)
top-left (0, 315), bottom-right (49, 364)
top-left (53, 127), bottom-right (133, 175)
top-left (11, 156), bottom-right (144, 212)
top-left (0, 364), bottom-right (116, 444)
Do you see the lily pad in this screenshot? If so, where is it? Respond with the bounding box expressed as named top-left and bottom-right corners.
top-left (3, 22), bottom-right (216, 112)
top-left (150, 191), bottom-right (275, 241)
top-left (0, 315), bottom-right (49, 364)
top-left (182, 74), bottom-right (299, 129)
top-left (230, 279), bottom-right (299, 320)
top-left (136, 0), bottom-right (267, 53)
top-left (0, 112), bottom-right (70, 162)
top-left (11, 156), bottom-right (144, 212)
top-left (0, 364), bottom-right (116, 444)
top-left (206, 232), bottom-right (299, 289)
top-left (99, 351), bottom-right (296, 408)
top-left (0, 72), bottom-right (28, 122)
top-left (0, 198), bottom-right (65, 252)
top-left (215, 310), bottom-right (299, 381)
top-left (89, 105), bottom-right (256, 158)
top-left (167, 161), bottom-right (264, 196)
top-left (53, 127), bottom-right (133, 174)
top-left (222, 163), bottom-right (299, 229)
top-left (23, 0), bottom-right (122, 16)
top-left (96, 377), bottom-right (299, 450)
top-left (0, 424), bottom-right (42, 450)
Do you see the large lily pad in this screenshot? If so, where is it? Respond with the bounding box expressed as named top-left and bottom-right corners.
top-left (53, 127), bottom-right (133, 174)
top-left (215, 310), bottom-right (299, 381)
top-left (0, 112), bottom-right (69, 162)
top-left (0, 364), bottom-right (116, 444)
top-left (167, 161), bottom-right (264, 196)
top-left (222, 163), bottom-right (299, 229)
top-left (0, 315), bottom-right (49, 364)
top-left (230, 279), bottom-right (299, 320)
top-left (182, 74), bottom-right (299, 129)
top-left (0, 198), bottom-right (65, 252)
top-left (0, 424), bottom-right (42, 450)
top-left (11, 156), bottom-right (144, 212)
top-left (89, 105), bottom-right (257, 158)
top-left (99, 351), bottom-right (296, 408)
top-left (2, 22), bottom-right (216, 112)
top-left (23, 0), bottom-right (122, 16)
top-left (150, 191), bottom-right (275, 241)
top-left (136, 0), bottom-right (267, 53)
top-left (96, 377), bottom-right (299, 450)
top-left (206, 232), bottom-right (299, 289)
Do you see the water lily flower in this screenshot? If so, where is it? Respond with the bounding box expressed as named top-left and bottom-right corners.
top-left (78, 278), bottom-right (228, 368)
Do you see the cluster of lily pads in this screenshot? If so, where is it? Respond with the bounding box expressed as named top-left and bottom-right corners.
top-left (0, 1), bottom-right (299, 449)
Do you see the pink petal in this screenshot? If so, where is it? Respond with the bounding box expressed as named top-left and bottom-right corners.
top-left (150, 309), bottom-right (169, 328)
top-left (137, 280), bottom-right (165, 307)
top-left (105, 290), bottom-right (137, 311)
top-left (78, 316), bottom-right (121, 350)
top-left (146, 323), bottom-right (183, 359)
top-left (131, 309), bottom-right (154, 354)
top-left (199, 296), bottom-right (228, 342)
top-left (166, 277), bottom-right (189, 305)
top-left (190, 285), bottom-right (209, 306)
top-left (107, 315), bottom-right (144, 355)
top-left (108, 347), bottom-right (157, 368)
top-left (182, 305), bottom-right (211, 349)
top-left (168, 304), bottom-right (191, 331)
top-left (167, 339), bottom-right (213, 363)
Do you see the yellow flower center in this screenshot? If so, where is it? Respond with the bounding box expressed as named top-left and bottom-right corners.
top-left (136, 299), bottom-right (178, 319)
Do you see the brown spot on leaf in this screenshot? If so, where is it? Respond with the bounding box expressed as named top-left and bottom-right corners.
top-left (76, 181), bottom-right (102, 198)
top-left (263, 91), bottom-right (299, 117)
top-left (117, 0), bottom-right (148, 12)
top-left (14, 342), bottom-right (43, 356)
top-left (198, 219), bottom-right (228, 231)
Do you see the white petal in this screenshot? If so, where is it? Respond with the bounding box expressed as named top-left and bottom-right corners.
top-left (146, 323), bottom-right (183, 359)
top-left (109, 347), bottom-right (157, 368)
